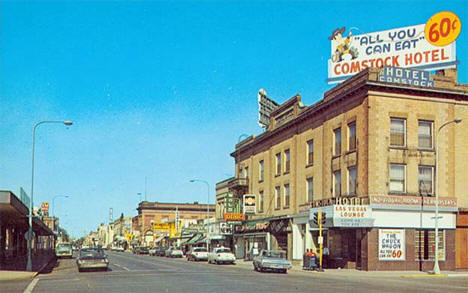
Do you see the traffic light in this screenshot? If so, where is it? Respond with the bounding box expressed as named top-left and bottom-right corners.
top-left (321, 212), bottom-right (326, 225)
top-left (313, 212), bottom-right (319, 225)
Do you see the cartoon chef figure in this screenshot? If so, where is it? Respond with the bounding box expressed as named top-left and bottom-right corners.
top-left (329, 27), bottom-right (358, 62)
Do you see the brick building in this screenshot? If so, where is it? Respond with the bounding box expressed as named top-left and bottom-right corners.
top-left (227, 67), bottom-right (468, 270)
top-left (135, 201), bottom-right (215, 246)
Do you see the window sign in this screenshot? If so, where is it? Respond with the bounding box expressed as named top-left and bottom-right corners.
top-left (379, 229), bottom-right (406, 261)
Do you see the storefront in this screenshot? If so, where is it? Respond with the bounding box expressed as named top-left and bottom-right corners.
top-left (308, 195), bottom-right (457, 271)
top-left (233, 219), bottom-right (270, 260)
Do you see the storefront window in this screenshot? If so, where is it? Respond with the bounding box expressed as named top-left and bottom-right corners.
top-left (414, 230), bottom-right (445, 261)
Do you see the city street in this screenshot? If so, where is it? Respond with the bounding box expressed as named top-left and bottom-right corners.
top-left (3, 251), bottom-right (468, 293)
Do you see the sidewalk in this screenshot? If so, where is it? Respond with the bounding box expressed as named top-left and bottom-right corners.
top-left (234, 260), bottom-right (468, 278)
top-left (0, 253), bottom-right (56, 281)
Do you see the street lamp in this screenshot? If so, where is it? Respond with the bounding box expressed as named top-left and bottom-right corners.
top-left (433, 117), bottom-right (462, 275)
top-left (189, 179), bottom-right (210, 252)
top-left (27, 120), bottom-right (72, 271)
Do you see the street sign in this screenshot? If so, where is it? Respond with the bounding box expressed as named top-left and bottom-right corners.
top-left (24, 230), bottom-right (35, 241)
top-left (318, 236), bottom-right (323, 244)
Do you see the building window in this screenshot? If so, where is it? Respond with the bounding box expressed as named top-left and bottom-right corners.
top-left (415, 230), bottom-right (445, 261)
top-left (307, 177), bottom-right (313, 202)
top-left (390, 164), bottom-right (406, 193)
top-left (284, 149), bottom-right (290, 173)
top-left (284, 184), bottom-right (290, 207)
top-left (418, 120), bottom-right (433, 149)
top-left (259, 191), bottom-right (264, 213)
top-left (348, 122), bottom-right (356, 151)
top-left (419, 166), bottom-right (434, 195)
top-left (348, 166), bottom-right (357, 195)
top-left (259, 160), bottom-right (264, 182)
top-left (244, 166), bottom-right (249, 179)
top-left (276, 153), bottom-right (281, 175)
top-left (275, 186), bottom-right (281, 209)
top-left (390, 118), bottom-right (406, 147)
top-left (334, 128), bottom-right (341, 156)
top-left (333, 170), bottom-right (341, 197)
top-left (307, 139), bottom-right (314, 165)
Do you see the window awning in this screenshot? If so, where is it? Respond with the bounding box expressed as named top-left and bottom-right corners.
top-left (154, 235), bottom-right (165, 243)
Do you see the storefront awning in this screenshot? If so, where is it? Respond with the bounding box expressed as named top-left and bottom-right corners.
top-left (194, 235), bottom-right (207, 245)
top-left (209, 234), bottom-right (225, 241)
top-left (185, 233), bottom-right (203, 245)
top-left (154, 235), bottom-right (165, 243)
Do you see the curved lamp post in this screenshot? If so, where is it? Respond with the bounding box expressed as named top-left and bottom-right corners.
top-left (433, 117), bottom-right (462, 275)
top-left (189, 179), bottom-right (210, 252)
top-left (237, 134), bottom-right (250, 178)
top-left (27, 120), bottom-right (72, 271)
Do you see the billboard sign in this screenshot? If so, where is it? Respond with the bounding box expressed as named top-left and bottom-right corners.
top-left (258, 89), bottom-right (279, 128)
top-left (327, 21), bottom-right (457, 84)
top-left (378, 229), bottom-right (406, 261)
top-left (243, 194), bottom-right (256, 214)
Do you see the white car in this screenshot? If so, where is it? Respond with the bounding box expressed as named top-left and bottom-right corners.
top-left (165, 247), bottom-right (184, 258)
top-left (208, 247), bottom-right (236, 264)
top-left (187, 247), bottom-right (208, 261)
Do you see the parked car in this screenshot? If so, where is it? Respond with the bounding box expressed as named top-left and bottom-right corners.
top-left (208, 247), bottom-right (236, 265)
top-left (253, 250), bottom-right (291, 273)
top-left (111, 246), bottom-right (124, 252)
top-left (137, 246), bottom-right (149, 255)
top-left (76, 247), bottom-right (109, 272)
top-left (149, 247), bottom-right (157, 256)
top-left (156, 246), bottom-right (167, 256)
top-left (165, 246), bottom-right (184, 258)
top-left (56, 242), bottom-right (73, 258)
top-left (186, 247), bottom-right (208, 261)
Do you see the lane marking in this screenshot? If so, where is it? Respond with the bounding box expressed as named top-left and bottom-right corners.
top-left (24, 278), bottom-right (39, 293)
top-left (122, 266), bottom-right (130, 271)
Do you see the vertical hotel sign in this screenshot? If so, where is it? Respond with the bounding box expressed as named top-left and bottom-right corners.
top-left (327, 12), bottom-right (460, 84)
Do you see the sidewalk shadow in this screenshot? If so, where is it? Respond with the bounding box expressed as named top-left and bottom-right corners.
top-left (39, 258), bottom-right (59, 274)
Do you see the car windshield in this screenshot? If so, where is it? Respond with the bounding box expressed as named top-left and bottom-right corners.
top-left (80, 249), bottom-right (105, 258)
top-left (216, 248), bottom-right (231, 253)
top-left (194, 248), bottom-right (207, 252)
top-left (265, 251), bottom-right (286, 258)
top-left (57, 244), bottom-right (71, 250)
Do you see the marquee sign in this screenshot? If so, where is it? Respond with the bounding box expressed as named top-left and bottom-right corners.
top-left (327, 20), bottom-right (457, 84)
top-left (310, 205), bottom-right (374, 228)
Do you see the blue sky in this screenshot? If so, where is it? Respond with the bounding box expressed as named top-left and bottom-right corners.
top-left (1, 0), bottom-right (467, 238)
